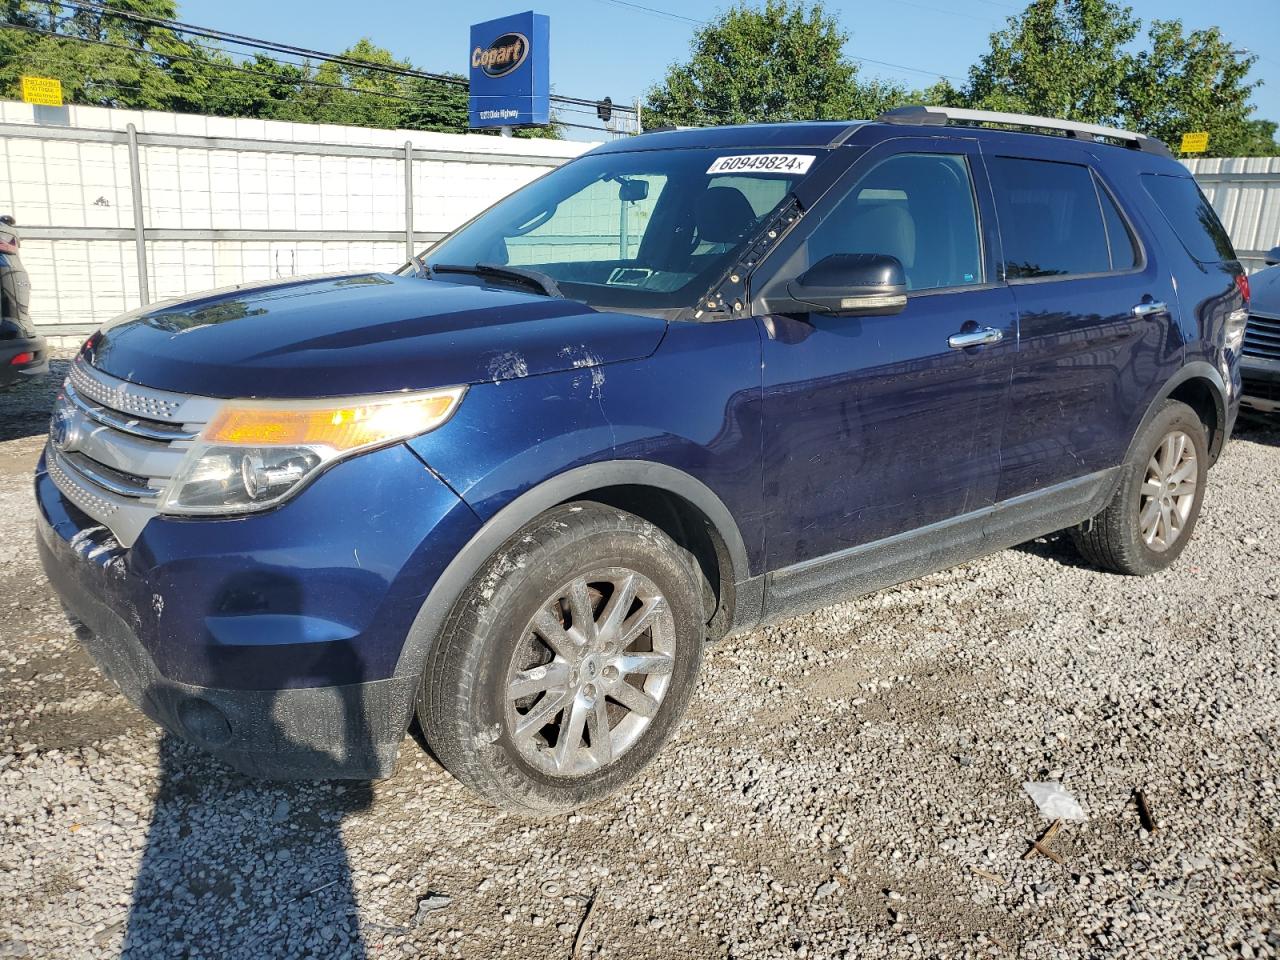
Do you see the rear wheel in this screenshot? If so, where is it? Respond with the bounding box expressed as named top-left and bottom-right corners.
top-left (1070, 400), bottom-right (1208, 575)
top-left (418, 502), bottom-right (705, 814)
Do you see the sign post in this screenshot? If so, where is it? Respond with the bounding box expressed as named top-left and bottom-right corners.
top-left (468, 11), bottom-right (550, 130)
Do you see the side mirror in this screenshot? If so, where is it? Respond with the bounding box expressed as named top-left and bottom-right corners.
top-left (618, 178), bottom-right (649, 203)
top-left (780, 253), bottom-right (907, 316)
top-left (0, 215), bottom-right (14, 227)
top-left (1266, 245), bottom-right (1280, 266)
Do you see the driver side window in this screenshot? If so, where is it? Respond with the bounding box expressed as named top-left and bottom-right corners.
top-left (803, 153), bottom-right (983, 292)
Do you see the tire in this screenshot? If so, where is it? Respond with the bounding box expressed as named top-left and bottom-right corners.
top-left (418, 502), bottom-right (706, 814)
top-left (1070, 399), bottom-right (1209, 576)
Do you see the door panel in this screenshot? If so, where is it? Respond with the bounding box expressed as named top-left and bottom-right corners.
top-left (754, 139), bottom-right (1017, 572)
top-left (989, 149), bottom-right (1183, 502)
top-left (760, 286), bottom-right (1018, 569)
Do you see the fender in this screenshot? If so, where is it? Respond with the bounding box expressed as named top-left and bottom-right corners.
top-left (391, 459), bottom-right (751, 688)
top-left (1124, 360), bottom-right (1231, 465)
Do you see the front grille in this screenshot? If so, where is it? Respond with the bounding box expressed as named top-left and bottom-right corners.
top-left (1244, 312), bottom-right (1280, 360)
top-left (46, 360), bottom-right (221, 547)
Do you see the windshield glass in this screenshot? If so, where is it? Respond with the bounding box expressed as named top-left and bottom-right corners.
top-left (417, 148), bottom-right (819, 312)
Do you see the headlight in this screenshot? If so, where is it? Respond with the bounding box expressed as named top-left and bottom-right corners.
top-left (160, 387), bottom-right (465, 515)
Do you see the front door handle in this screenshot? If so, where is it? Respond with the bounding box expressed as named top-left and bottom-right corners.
top-left (948, 326), bottom-right (1004, 349)
top-left (1132, 300), bottom-right (1169, 318)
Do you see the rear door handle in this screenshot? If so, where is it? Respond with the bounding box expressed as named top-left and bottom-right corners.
top-left (948, 326), bottom-right (1004, 349)
top-left (1132, 300), bottom-right (1169, 318)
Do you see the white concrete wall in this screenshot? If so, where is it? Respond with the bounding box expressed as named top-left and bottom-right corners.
top-left (0, 100), bottom-right (595, 330)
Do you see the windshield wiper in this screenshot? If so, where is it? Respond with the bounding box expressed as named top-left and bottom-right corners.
top-left (431, 262), bottom-right (563, 299)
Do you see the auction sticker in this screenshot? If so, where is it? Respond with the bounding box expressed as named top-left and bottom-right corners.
top-left (707, 154), bottom-right (815, 176)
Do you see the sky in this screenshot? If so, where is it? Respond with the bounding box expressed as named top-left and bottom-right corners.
top-left (182, 0), bottom-right (1280, 137)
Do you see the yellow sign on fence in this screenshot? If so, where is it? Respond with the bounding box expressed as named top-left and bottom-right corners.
top-left (20, 75), bottom-right (64, 107)
top-left (1180, 131), bottom-right (1210, 154)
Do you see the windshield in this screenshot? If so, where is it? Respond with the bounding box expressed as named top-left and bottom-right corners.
top-left (416, 148), bottom-right (819, 312)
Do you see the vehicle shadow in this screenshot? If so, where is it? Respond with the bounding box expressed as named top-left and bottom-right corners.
top-left (1010, 530), bottom-right (1098, 571)
top-left (0, 357), bottom-right (70, 442)
top-left (121, 618), bottom-right (382, 957)
top-left (1233, 412), bottom-right (1280, 447)
top-left (121, 733), bottom-right (373, 958)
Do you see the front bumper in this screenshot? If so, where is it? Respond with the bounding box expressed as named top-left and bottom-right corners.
top-left (0, 334), bottom-right (49, 387)
top-left (1241, 354), bottom-right (1280, 413)
top-left (35, 443), bottom-right (481, 778)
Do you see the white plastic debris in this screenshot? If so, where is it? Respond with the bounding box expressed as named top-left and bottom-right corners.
top-left (1023, 781), bottom-right (1086, 821)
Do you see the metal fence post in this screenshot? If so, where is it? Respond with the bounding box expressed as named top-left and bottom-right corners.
top-left (126, 123), bottom-right (150, 306)
top-left (404, 141), bottom-right (415, 262)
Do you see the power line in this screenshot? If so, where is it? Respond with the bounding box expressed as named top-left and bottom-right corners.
top-left (8, 2), bottom-right (968, 127)
top-left (1, 20), bottom-right (422, 104)
top-left (587, 0), bottom-right (702, 25)
top-left (22, 0), bottom-right (639, 115)
top-left (4, 22), bottom-right (628, 136)
top-left (853, 55), bottom-right (964, 83)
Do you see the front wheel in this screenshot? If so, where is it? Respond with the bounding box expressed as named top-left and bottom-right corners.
top-left (418, 502), bottom-right (706, 814)
top-left (1070, 399), bottom-right (1209, 575)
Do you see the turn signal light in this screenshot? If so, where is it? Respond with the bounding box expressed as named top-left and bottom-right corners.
top-left (202, 388), bottom-right (465, 452)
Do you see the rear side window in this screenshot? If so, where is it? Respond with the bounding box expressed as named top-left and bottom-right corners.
top-left (1140, 174), bottom-right (1236, 264)
top-left (989, 157), bottom-right (1119, 279)
top-left (1099, 182), bottom-right (1140, 271)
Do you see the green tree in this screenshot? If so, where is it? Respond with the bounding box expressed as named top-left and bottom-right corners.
top-left (279, 38), bottom-right (408, 129)
top-left (197, 52), bottom-right (310, 121)
top-left (644, 0), bottom-right (866, 126)
top-left (400, 73), bottom-right (470, 133)
top-left (0, 0), bottom-right (200, 109)
top-left (1121, 20), bottom-right (1269, 157)
top-left (0, 2), bottom-right (561, 137)
top-left (962, 0), bottom-right (1139, 124)
top-left (959, 0), bottom-right (1277, 157)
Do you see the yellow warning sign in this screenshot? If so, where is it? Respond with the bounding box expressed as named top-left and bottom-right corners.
top-left (20, 76), bottom-right (63, 107)
top-left (1180, 132), bottom-right (1210, 154)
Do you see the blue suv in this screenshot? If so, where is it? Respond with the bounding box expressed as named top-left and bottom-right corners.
top-left (36, 107), bottom-right (1247, 812)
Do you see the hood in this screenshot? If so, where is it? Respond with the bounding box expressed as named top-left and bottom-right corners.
top-left (86, 272), bottom-right (668, 398)
top-left (1250, 263), bottom-right (1280, 314)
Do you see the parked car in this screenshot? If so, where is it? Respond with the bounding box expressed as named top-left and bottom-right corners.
top-left (1240, 246), bottom-right (1280, 414)
top-left (0, 215), bottom-right (48, 389)
top-left (35, 107), bottom-right (1245, 813)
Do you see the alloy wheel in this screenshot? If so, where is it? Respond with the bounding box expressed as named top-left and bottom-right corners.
top-left (504, 567), bottom-right (677, 777)
top-left (1139, 429), bottom-right (1198, 552)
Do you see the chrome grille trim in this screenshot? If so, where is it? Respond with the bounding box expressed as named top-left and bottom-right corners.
top-left (65, 382), bottom-right (198, 442)
top-left (59, 450), bottom-right (157, 500)
top-left (68, 361), bottom-right (185, 420)
top-left (48, 449), bottom-right (120, 518)
top-left (50, 361), bottom-right (224, 548)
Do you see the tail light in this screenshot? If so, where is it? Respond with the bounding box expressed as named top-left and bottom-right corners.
top-left (1226, 272), bottom-right (1250, 352)
top-left (9, 352), bottom-right (35, 367)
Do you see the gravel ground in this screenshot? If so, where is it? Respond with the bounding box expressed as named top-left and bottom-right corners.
top-left (1, 359), bottom-right (1278, 959)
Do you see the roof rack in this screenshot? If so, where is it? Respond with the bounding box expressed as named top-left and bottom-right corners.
top-left (877, 106), bottom-right (1171, 157)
